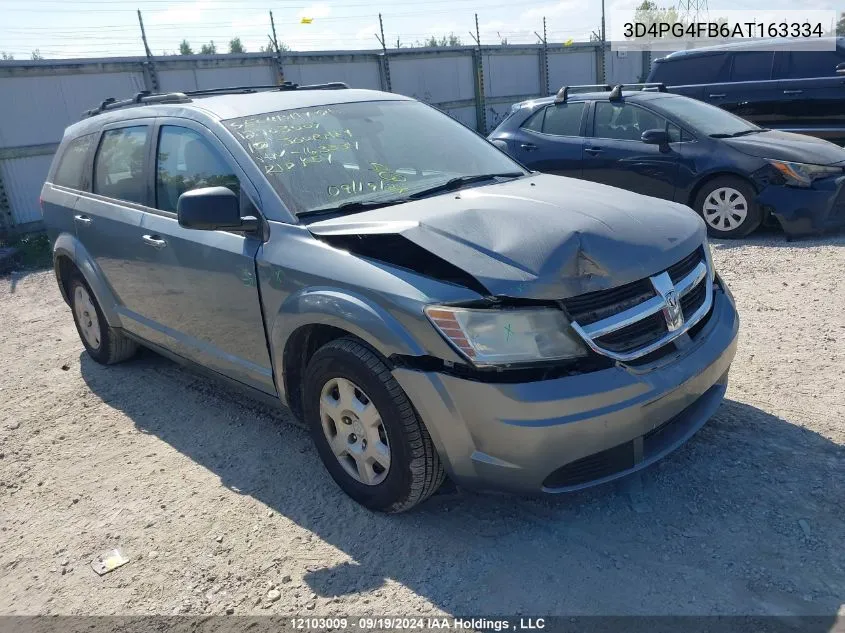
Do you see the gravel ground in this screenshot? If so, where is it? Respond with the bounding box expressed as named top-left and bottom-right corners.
top-left (0, 232), bottom-right (843, 617)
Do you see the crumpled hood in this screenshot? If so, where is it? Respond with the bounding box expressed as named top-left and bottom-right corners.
top-left (307, 174), bottom-right (706, 299)
top-left (724, 130), bottom-right (845, 165)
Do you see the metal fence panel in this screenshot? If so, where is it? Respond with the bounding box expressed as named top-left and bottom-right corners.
top-left (389, 51), bottom-right (476, 104)
top-left (283, 58), bottom-right (382, 90)
top-left (1, 154), bottom-right (52, 227)
top-left (546, 50), bottom-right (597, 93)
top-left (0, 71), bottom-right (146, 148)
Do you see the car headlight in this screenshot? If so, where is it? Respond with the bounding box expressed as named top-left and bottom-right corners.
top-left (766, 159), bottom-right (842, 188)
top-left (425, 305), bottom-right (587, 366)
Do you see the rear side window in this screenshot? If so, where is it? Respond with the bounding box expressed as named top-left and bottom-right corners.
top-left (785, 50), bottom-right (845, 78)
top-left (651, 53), bottom-right (729, 85)
top-left (53, 134), bottom-right (95, 190)
top-left (730, 52), bottom-right (773, 81)
top-left (156, 126), bottom-right (240, 213)
top-left (521, 102), bottom-right (585, 136)
top-left (93, 127), bottom-right (148, 205)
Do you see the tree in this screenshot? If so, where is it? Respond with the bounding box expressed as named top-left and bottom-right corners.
top-left (261, 40), bottom-right (290, 53)
top-left (31, 49), bottom-right (43, 60)
top-left (1, 52), bottom-right (14, 60)
top-left (228, 37), bottom-right (245, 54)
top-left (418, 33), bottom-right (462, 47)
top-left (179, 39), bottom-right (194, 55)
top-left (199, 41), bottom-right (217, 54)
top-left (836, 12), bottom-right (845, 36)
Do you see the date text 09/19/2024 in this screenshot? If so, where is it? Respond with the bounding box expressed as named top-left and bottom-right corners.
top-left (289, 617), bottom-right (547, 631)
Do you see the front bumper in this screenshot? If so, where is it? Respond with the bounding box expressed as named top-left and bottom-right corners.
top-left (393, 286), bottom-right (739, 495)
top-left (757, 175), bottom-right (845, 235)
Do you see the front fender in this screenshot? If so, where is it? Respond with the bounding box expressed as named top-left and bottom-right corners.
top-left (53, 232), bottom-right (122, 328)
top-left (269, 287), bottom-right (428, 404)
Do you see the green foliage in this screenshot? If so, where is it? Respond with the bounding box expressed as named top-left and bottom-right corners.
top-left (229, 37), bottom-right (246, 54)
top-left (199, 41), bottom-right (217, 55)
top-left (417, 33), bottom-right (463, 47)
top-left (837, 13), bottom-right (845, 36)
top-left (1, 52), bottom-right (14, 60)
top-left (179, 39), bottom-right (194, 55)
top-left (0, 232), bottom-right (51, 270)
top-left (31, 49), bottom-right (44, 60)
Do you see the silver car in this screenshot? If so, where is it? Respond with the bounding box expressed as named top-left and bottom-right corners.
top-left (41, 83), bottom-right (739, 512)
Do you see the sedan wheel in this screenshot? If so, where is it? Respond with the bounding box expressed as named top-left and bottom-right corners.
top-left (702, 186), bottom-right (748, 233)
top-left (319, 377), bottom-right (391, 486)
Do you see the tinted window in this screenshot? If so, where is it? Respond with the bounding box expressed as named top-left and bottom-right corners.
top-left (53, 134), bottom-right (95, 190)
top-left (655, 95), bottom-right (759, 136)
top-left (223, 101), bottom-right (523, 215)
top-left (156, 126), bottom-right (240, 213)
top-left (93, 127), bottom-right (148, 205)
top-left (593, 103), bottom-right (670, 141)
top-left (786, 50), bottom-right (845, 78)
top-left (521, 109), bottom-right (545, 132)
top-left (541, 102), bottom-right (585, 136)
top-left (651, 53), bottom-right (729, 85)
top-left (731, 52), bottom-right (773, 81)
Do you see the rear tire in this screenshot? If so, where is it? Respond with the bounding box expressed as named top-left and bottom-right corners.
top-left (302, 337), bottom-right (445, 512)
top-left (694, 176), bottom-right (762, 239)
top-left (69, 275), bottom-right (137, 365)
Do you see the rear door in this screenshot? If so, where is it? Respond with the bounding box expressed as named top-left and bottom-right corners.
top-left (77, 121), bottom-right (154, 319)
top-left (131, 119), bottom-right (274, 393)
top-left (581, 101), bottom-right (679, 200)
top-left (716, 51), bottom-right (783, 127)
top-left (507, 101), bottom-right (586, 178)
top-left (774, 49), bottom-right (845, 144)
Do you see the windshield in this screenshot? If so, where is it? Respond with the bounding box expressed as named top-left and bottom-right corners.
top-left (655, 96), bottom-right (761, 137)
top-left (224, 100), bottom-right (525, 215)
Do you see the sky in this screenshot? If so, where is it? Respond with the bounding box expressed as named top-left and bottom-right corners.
top-left (0, 0), bottom-right (839, 60)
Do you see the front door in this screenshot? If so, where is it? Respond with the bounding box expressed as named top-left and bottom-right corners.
top-left (581, 101), bottom-right (679, 200)
top-left (131, 120), bottom-right (274, 393)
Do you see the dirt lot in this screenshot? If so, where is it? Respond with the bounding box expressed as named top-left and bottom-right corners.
top-left (0, 232), bottom-right (843, 617)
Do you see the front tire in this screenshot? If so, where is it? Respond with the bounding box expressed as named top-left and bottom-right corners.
top-left (303, 337), bottom-right (445, 512)
top-left (694, 176), bottom-right (762, 239)
top-left (69, 275), bottom-right (138, 365)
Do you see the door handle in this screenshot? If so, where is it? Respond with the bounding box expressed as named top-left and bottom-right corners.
top-left (783, 89), bottom-right (803, 95)
top-left (73, 214), bottom-right (92, 225)
top-left (585, 147), bottom-right (603, 155)
top-left (708, 93), bottom-right (726, 98)
top-left (520, 143), bottom-right (538, 151)
top-left (142, 234), bottom-right (167, 249)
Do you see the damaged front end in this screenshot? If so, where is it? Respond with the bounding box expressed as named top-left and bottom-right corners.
top-left (306, 177), bottom-right (713, 382)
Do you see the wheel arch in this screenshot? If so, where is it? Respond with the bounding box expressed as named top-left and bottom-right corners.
top-left (52, 232), bottom-right (122, 327)
top-left (269, 288), bottom-right (428, 418)
top-left (687, 170), bottom-right (759, 210)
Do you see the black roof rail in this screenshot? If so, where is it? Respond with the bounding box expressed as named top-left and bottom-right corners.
top-left (83, 91), bottom-right (190, 117)
top-left (553, 82), bottom-right (667, 104)
top-left (82, 81), bottom-right (350, 118)
top-left (183, 81), bottom-right (349, 96)
top-left (554, 84), bottom-right (613, 103)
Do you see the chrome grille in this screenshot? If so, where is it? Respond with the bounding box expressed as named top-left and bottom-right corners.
top-left (565, 245), bottom-right (713, 362)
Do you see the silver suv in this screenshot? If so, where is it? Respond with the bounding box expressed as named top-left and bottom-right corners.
top-left (42, 83), bottom-right (739, 512)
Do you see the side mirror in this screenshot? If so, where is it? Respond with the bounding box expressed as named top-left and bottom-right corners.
top-left (836, 62), bottom-right (845, 75)
top-left (641, 128), bottom-right (671, 146)
top-left (177, 186), bottom-right (258, 232)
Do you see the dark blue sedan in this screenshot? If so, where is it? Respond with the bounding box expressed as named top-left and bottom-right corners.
top-left (488, 84), bottom-right (845, 238)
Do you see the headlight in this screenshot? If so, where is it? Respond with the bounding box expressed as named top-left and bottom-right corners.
top-left (766, 159), bottom-right (842, 188)
top-left (425, 305), bottom-right (587, 366)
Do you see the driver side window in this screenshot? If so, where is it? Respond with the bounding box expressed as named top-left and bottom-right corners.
top-left (593, 102), bottom-right (674, 142)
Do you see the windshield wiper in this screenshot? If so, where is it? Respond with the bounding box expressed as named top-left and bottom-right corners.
top-left (299, 197), bottom-right (411, 219)
top-left (408, 172), bottom-right (524, 199)
top-left (710, 129), bottom-right (764, 138)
